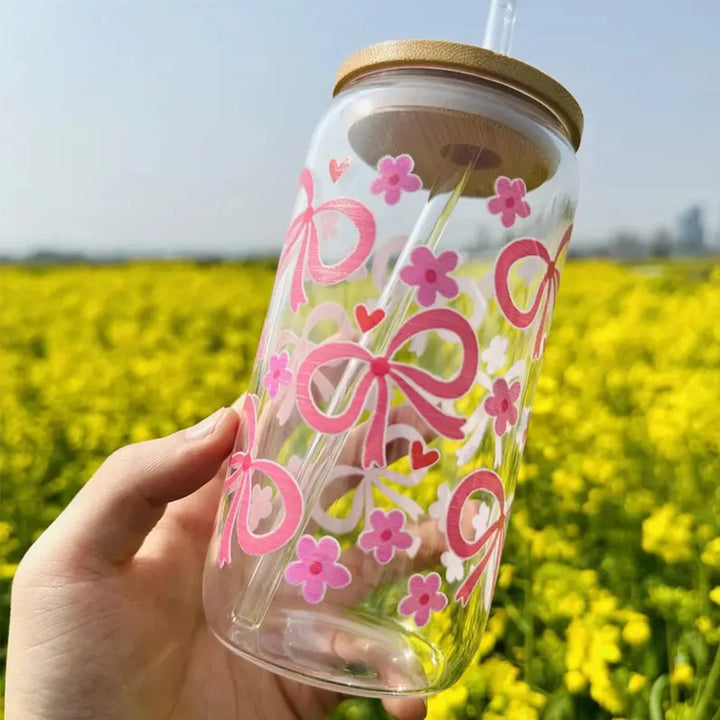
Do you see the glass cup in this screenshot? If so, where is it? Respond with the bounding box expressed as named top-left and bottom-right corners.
top-left (203, 39), bottom-right (583, 698)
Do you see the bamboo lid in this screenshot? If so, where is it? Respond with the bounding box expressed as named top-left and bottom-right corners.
top-left (334, 40), bottom-right (583, 198)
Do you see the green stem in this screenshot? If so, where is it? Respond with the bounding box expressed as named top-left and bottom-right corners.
top-left (504, 600), bottom-right (530, 633)
top-left (698, 557), bottom-right (709, 598)
top-left (668, 624), bottom-right (679, 707)
top-left (694, 643), bottom-right (720, 720)
top-left (649, 675), bottom-right (669, 720)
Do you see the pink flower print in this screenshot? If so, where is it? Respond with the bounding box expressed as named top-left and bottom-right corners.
top-left (487, 176), bottom-right (531, 228)
top-left (248, 485), bottom-right (273, 532)
top-left (399, 247), bottom-right (460, 308)
top-left (398, 572), bottom-right (448, 627)
top-left (371, 154), bottom-right (422, 205)
top-left (285, 534), bottom-right (352, 604)
top-left (263, 352), bottom-right (292, 399)
top-left (358, 509), bottom-right (413, 565)
top-left (483, 378), bottom-right (521, 436)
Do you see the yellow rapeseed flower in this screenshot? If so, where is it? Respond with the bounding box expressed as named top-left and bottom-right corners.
top-left (498, 563), bottom-right (515, 589)
top-left (427, 682), bottom-right (469, 718)
top-left (591, 594), bottom-right (618, 616)
top-left (564, 670), bottom-right (587, 693)
top-left (642, 504), bottom-right (694, 563)
top-left (670, 663), bottom-right (694, 686)
top-left (557, 593), bottom-right (585, 618)
top-left (478, 610), bottom-right (507, 657)
top-left (589, 677), bottom-right (624, 715)
top-left (3, 260), bottom-right (720, 720)
top-left (701, 537), bottom-right (720, 568)
top-left (622, 618), bottom-right (651, 646)
top-left (1, 563), bottom-right (19, 580)
top-left (628, 673), bottom-right (647, 693)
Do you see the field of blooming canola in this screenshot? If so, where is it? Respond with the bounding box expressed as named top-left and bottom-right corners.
top-left (1, 259), bottom-right (719, 719)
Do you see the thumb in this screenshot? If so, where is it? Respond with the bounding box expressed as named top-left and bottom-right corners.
top-left (43, 406), bottom-right (239, 569)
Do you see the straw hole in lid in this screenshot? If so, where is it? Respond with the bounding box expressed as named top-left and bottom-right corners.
top-left (441, 144), bottom-right (502, 170)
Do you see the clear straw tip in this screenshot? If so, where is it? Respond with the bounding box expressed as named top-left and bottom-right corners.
top-left (482, 0), bottom-right (518, 56)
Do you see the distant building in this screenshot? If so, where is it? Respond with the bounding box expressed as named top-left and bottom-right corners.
top-left (677, 206), bottom-right (706, 256)
top-left (650, 229), bottom-right (673, 258)
top-left (611, 231), bottom-right (647, 259)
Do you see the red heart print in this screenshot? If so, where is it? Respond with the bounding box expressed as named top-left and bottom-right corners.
top-left (329, 157), bottom-right (350, 183)
top-left (411, 441), bottom-right (440, 470)
top-left (354, 304), bottom-right (385, 333)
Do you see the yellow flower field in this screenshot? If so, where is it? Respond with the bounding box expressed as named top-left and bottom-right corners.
top-left (1, 259), bottom-right (719, 719)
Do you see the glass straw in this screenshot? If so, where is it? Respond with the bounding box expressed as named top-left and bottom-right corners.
top-left (483, 0), bottom-right (518, 55)
top-left (234, 153), bottom-right (481, 627)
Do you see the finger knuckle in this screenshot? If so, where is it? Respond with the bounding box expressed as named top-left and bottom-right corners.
top-left (11, 542), bottom-right (46, 594)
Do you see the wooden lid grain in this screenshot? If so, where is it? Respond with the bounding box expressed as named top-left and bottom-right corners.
top-left (334, 39), bottom-right (583, 151)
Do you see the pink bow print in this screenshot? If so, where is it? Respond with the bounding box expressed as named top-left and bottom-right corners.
top-left (218, 394), bottom-right (304, 567)
top-left (296, 308), bottom-right (479, 469)
top-left (280, 168), bottom-right (376, 312)
top-left (274, 302), bottom-right (353, 427)
top-left (446, 469), bottom-right (509, 607)
top-left (494, 225), bottom-right (572, 358)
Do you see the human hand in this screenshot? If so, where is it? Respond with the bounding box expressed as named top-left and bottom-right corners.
top-left (6, 406), bottom-right (426, 720)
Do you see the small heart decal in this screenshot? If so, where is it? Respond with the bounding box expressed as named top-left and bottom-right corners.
top-left (410, 441), bottom-right (440, 470)
top-left (329, 157), bottom-right (350, 183)
top-left (354, 304), bottom-right (385, 333)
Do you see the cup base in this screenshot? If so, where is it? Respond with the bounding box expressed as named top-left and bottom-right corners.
top-left (208, 604), bottom-right (445, 698)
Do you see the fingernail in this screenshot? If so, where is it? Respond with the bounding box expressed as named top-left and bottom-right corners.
top-left (185, 407), bottom-right (227, 439)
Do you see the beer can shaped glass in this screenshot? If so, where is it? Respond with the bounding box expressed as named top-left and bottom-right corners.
top-left (204, 40), bottom-right (583, 698)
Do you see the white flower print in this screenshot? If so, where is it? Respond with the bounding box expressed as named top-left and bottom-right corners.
top-left (248, 484), bottom-right (274, 531)
top-left (472, 501), bottom-right (500, 542)
top-left (516, 406), bottom-right (531, 451)
top-left (274, 302), bottom-right (353, 426)
top-left (429, 483), bottom-right (452, 534)
top-left (471, 491), bottom-right (514, 610)
top-left (441, 549), bottom-right (466, 583)
top-left (407, 535), bottom-right (422, 559)
top-left (517, 255), bottom-right (546, 286)
top-left (481, 335), bottom-right (509, 374)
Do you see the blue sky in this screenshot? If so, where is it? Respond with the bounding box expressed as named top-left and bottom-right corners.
top-left (1, 0), bottom-right (719, 256)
